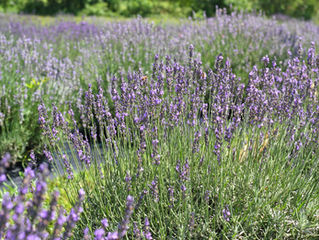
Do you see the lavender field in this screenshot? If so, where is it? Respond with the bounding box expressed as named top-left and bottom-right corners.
top-left (1, 10), bottom-right (319, 239)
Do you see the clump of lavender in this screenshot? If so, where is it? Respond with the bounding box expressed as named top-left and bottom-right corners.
top-left (118, 195), bottom-right (134, 238)
top-left (188, 212), bottom-right (195, 235)
top-left (192, 130), bottom-right (202, 154)
top-left (62, 189), bottom-right (85, 239)
top-left (143, 217), bottom-right (152, 240)
top-left (133, 222), bottom-right (142, 239)
top-left (136, 125), bottom-right (146, 177)
top-left (92, 195), bottom-right (135, 240)
top-left (125, 171), bottom-right (132, 192)
top-left (0, 154), bottom-right (85, 239)
top-left (222, 205), bottom-right (231, 222)
top-left (0, 153), bottom-right (10, 184)
top-left (151, 138), bottom-right (160, 165)
top-left (148, 177), bottom-right (159, 203)
top-left (176, 159), bottom-right (190, 182)
top-left (175, 159), bottom-right (190, 197)
top-left (168, 186), bottom-right (175, 208)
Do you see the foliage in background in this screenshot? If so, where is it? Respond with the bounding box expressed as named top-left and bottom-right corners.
top-left (0, 0), bottom-right (319, 20)
top-left (258, 0), bottom-right (318, 20)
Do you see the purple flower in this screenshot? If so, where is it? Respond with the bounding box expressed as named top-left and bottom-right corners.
top-left (24, 167), bottom-right (35, 179)
top-left (57, 214), bottom-right (66, 226)
top-left (39, 209), bottom-right (49, 219)
top-left (26, 234), bottom-right (41, 240)
top-left (106, 231), bottom-right (118, 240)
top-left (168, 186), bottom-right (175, 208)
top-left (15, 203), bottom-right (24, 215)
top-left (118, 195), bottom-right (134, 238)
top-left (101, 218), bottom-right (109, 229)
top-left (148, 178), bottom-right (159, 202)
top-left (133, 222), bottom-right (141, 239)
top-left (143, 217), bottom-right (152, 240)
top-left (30, 150), bottom-right (36, 161)
top-left (94, 228), bottom-right (105, 240)
top-left (83, 227), bottom-right (90, 240)
top-left (222, 205), bottom-right (231, 222)
top-left (1, 153), bottom-right (10, 167)
top-left (0, 174), bottom-right (6, 183)
top-left (79, 189), bottom-right (85, 201)
top-left (125, 172), bottom-right (132, 191)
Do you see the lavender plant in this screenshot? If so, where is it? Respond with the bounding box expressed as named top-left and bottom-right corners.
top-left (38, 44), bottom-right (319, 238)
top-left (0, 154), bottom-right (139, 239)
top-left (0, 153), bottom-right (85, 239)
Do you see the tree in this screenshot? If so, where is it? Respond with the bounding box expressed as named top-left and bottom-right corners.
top-left (1, 0), bottom-right (10, 12)
top-left (258, 0), bottom-right (317, 20)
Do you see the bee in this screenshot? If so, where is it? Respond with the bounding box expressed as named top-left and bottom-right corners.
top-left (141, 75), bottom-right (148, 82)
top-left (201, 72), bottom-right (207, 79)
top-left (310, 82), bottom-right (318, 98)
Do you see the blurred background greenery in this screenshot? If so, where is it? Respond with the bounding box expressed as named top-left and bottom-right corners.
top-left (0, 0), bottom-right (318, 21)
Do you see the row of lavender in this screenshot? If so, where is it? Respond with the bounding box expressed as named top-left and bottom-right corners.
top-left (2, 43), bottom-right (319, 238)
top-left (1, 10), bottom-right (319, 163)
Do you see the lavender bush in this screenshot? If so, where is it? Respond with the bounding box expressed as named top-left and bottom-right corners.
top-left (0, 154), bottom-right (138, 239)
top-left (0, 153), bottom-right (85, 239)
top-left (37, 43), bottom-right (319, 238)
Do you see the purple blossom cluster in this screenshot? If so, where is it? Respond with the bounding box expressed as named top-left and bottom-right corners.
top-left (83, 195), bottom-right (136, 240)
top-left (0, 154), bottom-right (85, 239)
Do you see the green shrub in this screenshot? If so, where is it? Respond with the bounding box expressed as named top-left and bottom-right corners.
top-left (1, 0), bottom-right (319, 20)
top-left (80, 2), bottom-right (110, 16)
top-left (225, 0), bottom-right (256, 11)
top-left (257, 0), bottom-right (318, 20)
top-left (122, 0), bottom-right (153, 17)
